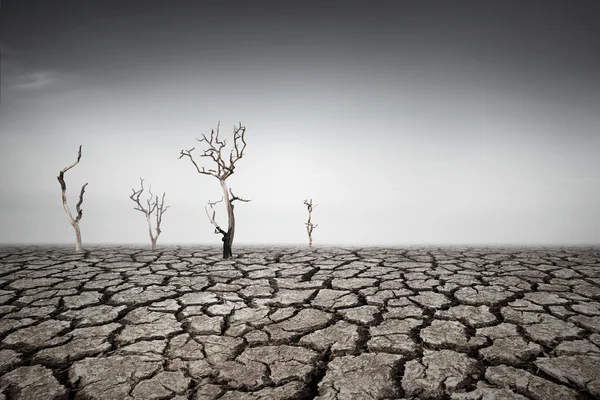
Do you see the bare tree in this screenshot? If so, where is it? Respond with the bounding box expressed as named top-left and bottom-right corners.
top-left (130, 178), bottom-right (169, 251)
top-left (179, 122), bottom-right (250, 259)
top-left (304, 199), bottom-right (318, 248)
top-left (57, 145), bottom-right (88, 251)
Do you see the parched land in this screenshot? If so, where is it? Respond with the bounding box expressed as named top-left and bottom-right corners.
top-left (0, 245), bottom-right (599, 399)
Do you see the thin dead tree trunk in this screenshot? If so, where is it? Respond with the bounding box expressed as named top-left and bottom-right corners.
top-left (180, 122), bottom-right (249, 259)
top-left (74, 224), bottom-right (82, 250)
top-left (57, 145), bottom-right (88, 251)
top-left (220, 179), bottom-right (235, 252)
top-left (130, 178), bottom-right (169, 251)
top-left (304, 199), bottom-right (318, 248)
top-left (205, 187), bottom-right (248, 259)
top-left (147, 215), bottom-right (157, 250)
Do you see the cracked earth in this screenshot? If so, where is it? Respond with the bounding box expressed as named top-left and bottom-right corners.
top-left (0, 246), bottom-right (599, 400)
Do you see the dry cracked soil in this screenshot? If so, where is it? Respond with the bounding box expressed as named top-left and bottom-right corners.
top-left (0, 245), bottom-right (599, 400)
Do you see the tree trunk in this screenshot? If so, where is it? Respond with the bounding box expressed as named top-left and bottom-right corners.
top-left (223, 238), bottom-right (232, 259)
top-left (306, 223), bottom-right (313, 249)
top-left (219, 179), bottom-right (235, 258)
top-left (74, 223), bottom-right (82, 252)
top-left (62, 193), bottom-right (82, 251)
top-left (146, 216), bottom-right (157, 251)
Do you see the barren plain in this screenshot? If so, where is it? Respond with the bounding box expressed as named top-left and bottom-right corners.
top-left (0, 245), bottom-right (599, 399)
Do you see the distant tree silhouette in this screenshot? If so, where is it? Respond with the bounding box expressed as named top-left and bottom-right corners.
top-left (304, 199), bottom-right (318, 248)
top-left (179, 122), bottom-right (250, 259)
top-left (57, 145), bottom-right (88, 251)
top-left (129, 178), bottom-right (169, 251)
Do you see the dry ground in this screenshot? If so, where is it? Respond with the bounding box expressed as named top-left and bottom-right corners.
top-left (0, 245), bottom-right (599, 399)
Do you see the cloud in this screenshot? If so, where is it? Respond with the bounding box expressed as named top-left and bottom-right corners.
top-left (1, 47), bottom-right (57, 91)
top-left (11, 71), bottom-right (56, 90)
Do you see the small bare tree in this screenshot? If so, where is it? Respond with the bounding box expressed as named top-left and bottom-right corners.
top-left (130, 178), bottom-right (169, 251)
top-left (304, 199), bottom-right (318, 248)
top-left (179, 122), bottom-right (250, 259)
top-left (57, 145), bottom-right (88, 251)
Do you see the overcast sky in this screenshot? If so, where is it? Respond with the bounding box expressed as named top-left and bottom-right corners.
top-left (1, 0), bottom-right (599, 247)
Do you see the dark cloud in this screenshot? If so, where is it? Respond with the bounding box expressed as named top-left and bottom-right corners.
top-left (3, 1), bottom-right (599, 81)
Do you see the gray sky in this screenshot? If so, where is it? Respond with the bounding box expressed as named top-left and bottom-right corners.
top-left (1, 0), bottom-right (599, 246)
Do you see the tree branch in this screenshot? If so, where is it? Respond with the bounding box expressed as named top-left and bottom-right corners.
top-left (74, 182), bottom-right (88, 223)
top-left (205, 197), bottom-right (224, 233)
top-left (179, 122), bottom-right (247, 181)
top-left (304, 199), bottom-right (317, 213)
top-left (147, 185), bottom-right (158, 216)
top-left (178, 147), bottom-right (219, 178)
top-left (155, 192), bottom-right (169, 236)
top-left (57, 145), bottom-right (83, 191)
top-left (229, 188), bottom-right (251, 204)
top-left (224, 123), bottom-right (247, 180)
top-left (130, 178), bottom-right (149, 214)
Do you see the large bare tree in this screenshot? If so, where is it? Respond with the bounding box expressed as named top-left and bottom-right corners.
top-left (179, 122), bottom-right (249, 259)
top-left (304, 199), bottom-right (318, 248)
top-left (130, 178), bottom-right (169, 250)
top-left (57, 145), bottom-right (88, 251)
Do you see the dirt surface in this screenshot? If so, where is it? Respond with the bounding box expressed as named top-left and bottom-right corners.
top-left (0, 245), bottom-right (599, 399)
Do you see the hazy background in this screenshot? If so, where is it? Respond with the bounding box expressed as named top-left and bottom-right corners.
top-left (1, 0), bottom-right (599, 246)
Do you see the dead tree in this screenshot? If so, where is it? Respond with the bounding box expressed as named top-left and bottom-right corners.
top-left (57, 145), bottom-right (88, 251)
top-left (179, 122), bottom-right (249, 259)
top-left (304, 199), bottom-right (318, 248)
top-left (130, 178), bottom-right (169, 251)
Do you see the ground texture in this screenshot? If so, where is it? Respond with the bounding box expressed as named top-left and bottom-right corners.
top-left (0, 245), bottom-right (599, 400)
